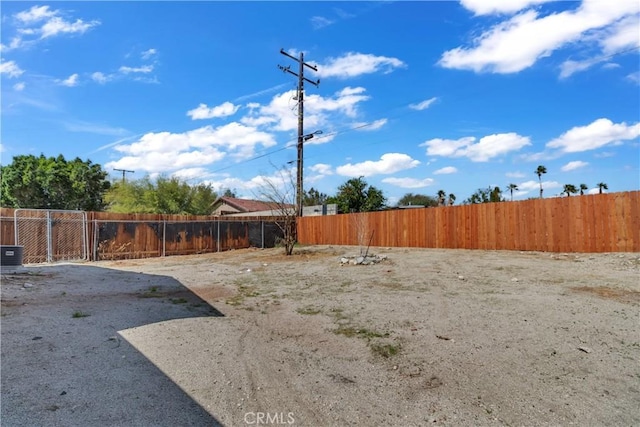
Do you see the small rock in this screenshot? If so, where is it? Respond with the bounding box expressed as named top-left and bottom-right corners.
top-left (356, 256), bottom-right (365, 265)
top-left (23, 283), bottom-right (34, 288)
top-left (458, 275), bottom-right (465, 280)
top-left (578, 346), bottom-right (592, 353)
top-left (32, 336), bottom-right (43, 340)
top-left (511, 277), bottom-right (519, 282)
top-left (60, 391), bottom-right (67, 396)
top-left (340, 257), bottom-right (349, 264)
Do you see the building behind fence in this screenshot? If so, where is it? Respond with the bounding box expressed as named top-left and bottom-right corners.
top-left (0, 208), bottom-right (285, 262)
top-left (297, 192), bottom-right (639, 253)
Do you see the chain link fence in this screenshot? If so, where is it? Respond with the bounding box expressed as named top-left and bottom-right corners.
top-left (15, 209), bottom-right (87, 263)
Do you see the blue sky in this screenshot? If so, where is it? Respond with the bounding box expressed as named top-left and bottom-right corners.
top-left (1, 1), bottom-right (639, 204)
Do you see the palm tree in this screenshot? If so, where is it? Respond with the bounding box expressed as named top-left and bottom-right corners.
top-left (447, 193), bottom-right (456, 206)
top-left (437, 190), bottom-right (446, 206)
top-left (563, 184), bottom-right (578, 197)
top-left (507, 183), bottom-right (518, 201)
top-left (535, 165), bottom-right (547, 199)
top-left (579, 183), bottom-right (588, 195)
top-left (597, 182), bottom-right (608, 194)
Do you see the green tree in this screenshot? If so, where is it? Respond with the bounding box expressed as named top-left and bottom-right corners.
top-left (303, 187), bottom-right (329, 206)
top-left (563, 184), bottom-right (578, 197)
top-left (0, 154), bottom-right (110, 210)
top-left (464, 186), bottom-right (504, 204)
top-left (436, 189), bottom-right (446, 206)
top-left (221, 188), bottom-right (237, 198)
top-left (535, 165), bottom-right (547, 199)
top-left (447, 193), bottom-right (456, 206)
top-left (330, 177), bottom-right (386, 213)
top-left (597, 182), bottom-right (608, 194)
top-left (507, 183), bottom-right (518, 201)
top-left (397, 193), bottom-right (438, 207)
top-left (104, 176), bottom-right (217, 214)
top-left (579, 183), bottom-right (588, 195)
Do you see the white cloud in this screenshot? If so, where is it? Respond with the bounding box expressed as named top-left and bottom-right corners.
top-left (306, 163), bottom-right (334, 184)
top-left (422, 132), bottom-right (531, 162)
top-left (171, 168), bottom-right (211, 181)
top-left (559, 15), bottom-right (640, 78)
top-left (352, 118), bottom-right (388, 131)
top-left (559, 58), bottom-right (600, 79)
top-left (561, 160), bottom-right (589, 171)
top-left (440, 1), bottom-right (640, 74)
top-left (517, 179), bottom-right (562, 193)
top-left (336, 153), bottom-right (420, 177)
top-left (433, 166), bottom-right (458, 175)
top-left (59, 73), bottom-right (79, 87)
top-left (91, 72), bottom-right (110, 84)
top-left (409, 97), bottom-right (438, 111)
top-left (311, 16), bottom-right (335, 29)
top-left (141, 48), bottom-right (157, 60)
top-left (187, 102), bottom-right (240, 120)
top-left (242, 86), bottom-right (370, 133)
top-left (107, 123), bottom-right (277, 175)
top-left (381, 177), bottom-right (435, 188)
top-left (601, 15), bottom-right (640, 54)
top-left (627, 71), bottom-right (640, 84)
top-left (309, 163), bottom-right (333, 176)
top-left (506, 171), bottom-right (526, 178)
top-left (40, 16), bottom-right (99, 39)
top-left (119, 65), bottom-right (153, 74)
top-left (460, 0), bottom-right (555, 16)
top-left (2, 5), bottom-right (99, 52)
top-left (547, 118), bottom-right (640, 153)
top-left (314, 52), bottom-right (406, 79)
top-left (0, 60), bottom-right (25, 78)
top-left (13, 82), bottom-right (25, 91)
top-left (15, 5), bottom-right (57, 23)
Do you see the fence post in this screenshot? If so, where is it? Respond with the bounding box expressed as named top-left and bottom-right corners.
top-left (14, 209), bottom-right (19, 246)
top-left (162, 219), bottom-right (166, 257)
top-left (261, 221), bottom-right (265, 249)
top-left (93, 219), bottom-right (98, 261)
top-left (46, 211), bottom-right (52, 263)
top-left (217, 220), bottom-right (220, 252)
top-left (82, 211), bottom-right (88, 261)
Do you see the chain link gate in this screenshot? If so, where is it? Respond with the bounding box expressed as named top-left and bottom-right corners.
top-left (14, 209), bottom-right (88, 263)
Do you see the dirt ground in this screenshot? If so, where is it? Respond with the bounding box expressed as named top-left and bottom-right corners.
top-left (1, 245), bottom-right (639, 426)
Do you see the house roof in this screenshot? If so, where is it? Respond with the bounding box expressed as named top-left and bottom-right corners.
top-left (212, 196), bottom-right (293, 213)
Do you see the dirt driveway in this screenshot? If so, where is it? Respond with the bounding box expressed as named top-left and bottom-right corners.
top-left (2, 245), bottom-right (639, 426)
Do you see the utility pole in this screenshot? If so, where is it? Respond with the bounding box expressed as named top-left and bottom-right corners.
top-left (278, 49), bottom-right (320, 217)
top-left (113, 168), bottom-right (134, 184)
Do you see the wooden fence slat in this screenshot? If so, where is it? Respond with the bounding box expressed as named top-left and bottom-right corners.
top-left (296, 192), bottom-right (639, 253)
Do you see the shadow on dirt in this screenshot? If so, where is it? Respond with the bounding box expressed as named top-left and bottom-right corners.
top-left (1, 264), bottom-right (223, 427)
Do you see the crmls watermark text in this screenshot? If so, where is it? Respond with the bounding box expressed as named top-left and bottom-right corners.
top-left (244, 412), bottom-right (295, 425)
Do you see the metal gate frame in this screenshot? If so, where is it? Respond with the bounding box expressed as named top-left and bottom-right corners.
top-left (14, 209), bottom-right (88, 263)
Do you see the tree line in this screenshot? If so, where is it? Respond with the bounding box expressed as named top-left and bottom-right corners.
top-left (0, 155), bottom-right (610, 214)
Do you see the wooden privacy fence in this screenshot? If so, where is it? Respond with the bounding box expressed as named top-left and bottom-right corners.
top-left (0, 208), bottom-right (285, 262)
top-left (297, 192), bottom-right (639, 253)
